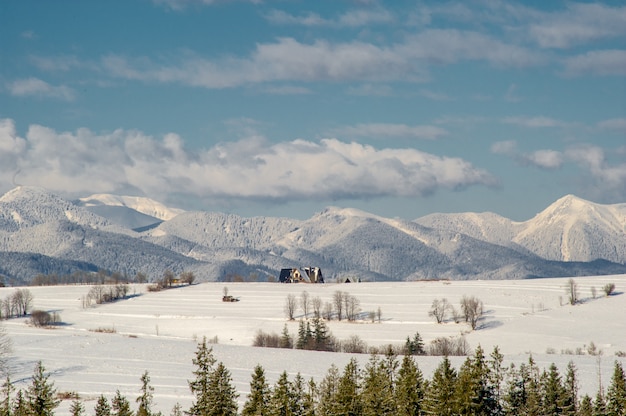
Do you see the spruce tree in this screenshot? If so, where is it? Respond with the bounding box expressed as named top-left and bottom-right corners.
top-left (280, 324), bottom-right (293, 349)
top-left (606, 361), bottom-right (626, 416)
top-left (316, 365), bottom-right (340, 416)
top-left (454, 346), bottom-right (496, 416)
top-left (112, 390), bottom-right (133, 416)
top-left (423, 356), bottom-right (457, 416)
top-left (312, 317), bottom-right (331, 351)
top-left (206, 362), bottom-right (238, 416)
top-left (0, 375), bottom-right (13, 416)
top-left (594, 389), bottom-right (607, 416)
top-left (170, 403), bottom-right (183, 416)
top-left (26, 361), bottom-right (60, 416)
top-left (562, 361), bottom-right (579, 416)
top-left (12, 390), bottom-right (29, 416)
top-left (542, 363), bottom-right (566, 416)
top-left (136, 371), bottom-right (155, 416)
top-left (291, 373), bottom-right (312, 416)
top-left (296, 321), bottom-right (308, 350)
top-left (361, 354), bottom-right (395, 416)
top-left (268, 371), bottom-right (292, 416)
top-left (579, 395), bottom-right (594, 416)
top-left (335, 358), bottom-right (362, 416)
top-left (242, 365), bottom-right (271, 416)
top-left (395, 354), bottom-right (424, 416)
top-left (94, 395), bottom-right (112, 416)
top-left (70, 398), bottom-right (86, 416)
top-left (188, 337), bottom-right (217, 416)
top-left (489, 346), bottom-right (505, 416)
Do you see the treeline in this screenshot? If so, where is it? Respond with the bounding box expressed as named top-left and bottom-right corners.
top-left (8, 340), bottom-right (626, 416)
top-left (27, 269), bottom-right (195, 287)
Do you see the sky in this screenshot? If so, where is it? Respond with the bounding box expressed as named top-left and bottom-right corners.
top-left (1, 0), bottom-right (625, 221)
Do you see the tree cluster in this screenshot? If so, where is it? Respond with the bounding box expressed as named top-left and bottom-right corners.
top-left (429, 295), bottom-right (484, 330)
top-left (285, 290), bottom-right (370, 323)
top-left (0, 288), bottom-right (33, 320)
top-left (5, 343), bottom-right (626, 416)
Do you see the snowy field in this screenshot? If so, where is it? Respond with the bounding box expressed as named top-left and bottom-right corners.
top-left (2, 275), bottom-right (625, 415)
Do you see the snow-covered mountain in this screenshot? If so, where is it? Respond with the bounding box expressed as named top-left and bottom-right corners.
top-left (415, 194), bottom-right (626, 264)
top-left (1, 187), bottom-right (625, 284)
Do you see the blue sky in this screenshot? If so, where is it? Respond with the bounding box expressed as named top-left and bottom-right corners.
top-left (1, 0), bottom-right (625, 220)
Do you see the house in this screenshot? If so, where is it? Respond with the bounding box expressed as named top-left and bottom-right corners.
top-left (278, 267), bottom-right (324, 283)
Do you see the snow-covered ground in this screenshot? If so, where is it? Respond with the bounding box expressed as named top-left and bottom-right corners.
top-left (3, 275), bottom-right (625, 414)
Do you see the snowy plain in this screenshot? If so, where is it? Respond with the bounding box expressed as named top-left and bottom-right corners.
top-left (2, 275), bottom-right (625, 415)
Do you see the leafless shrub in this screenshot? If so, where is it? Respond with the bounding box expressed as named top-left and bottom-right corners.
top-left (252, 330), bottom-right (282, 348)
top-left (311, 296), bottom-right (322, 318)
top-left (427, 335), bottom-right (470, 356)
top-left (428, 298), bottom-right (449, 324)
top-left (345, 294), bottom-right (361, 321)
top-left (340, 335), bottom-right (368, 354)
top-left (31, 310), bottom-right (53, 327)
top-left (284, 294), bottom-right (297, 320)
top-left (322, 301), bottom-right (334, 321)
top-left (91, 327), bottom-right (117, 334)
top-left (603, 283), bottom-right (615, 296)
top-left (566, 278), bottom-right (579, 305)
top-left (300, 291), bottom-right (310, 319)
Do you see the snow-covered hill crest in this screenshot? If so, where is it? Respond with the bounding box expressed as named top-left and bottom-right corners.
top-left (78, 193), bottom-right (185, 221)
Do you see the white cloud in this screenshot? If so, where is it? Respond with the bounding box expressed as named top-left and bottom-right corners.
top-left (264, 8), bottom-right (393, 27)
top-left (346, 83), bottom-right (393, 96)
top-left (565, 144), bottom-right (626, 194)
top-left (491, 140), bottom-right (563, 170)
top-left (7, 78), bottom-right (75, 101)
top-left (528, 3), bottom-right (626, 48)
top-left (491, 140), bottom-right (517, 155)
top-left (598, 118), bottom-right (626, 132)
top-left (330, 123), bottom-right (447, 140)
top-left (152, 0), bottom-right (260, 11)
top-left (502, 116), bottom-right (567, 128)
top-left (563, 50), bottom-right (626, 77)
top-left (0, 119), bottom-right (495, 204)
top-left (259, 85), bottom-right (312, 95)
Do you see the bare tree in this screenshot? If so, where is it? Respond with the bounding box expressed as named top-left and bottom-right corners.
top-left (345, 295), bottom-right (361, 321)
top-left (12, 289), bottom-right (33, 316)
top-left (223, 286), bottom-right (229, 298)
top-left (300, 291), bottom-right (310, 319)
top-left (322, 301), bottom-right (334, 321)
top-left (461, 296), bottom-right (484, 330)
top-left (566, 278), bottom-right (579, 305)
top-left (311, 296), bottom-right (322, 319)
top-left (428, 298), bottom-right (449, 324)
top-left (284, 294), bottom-right (297, 320)
top-left (333, 291), bottom-right (345, 321)
top-left (180, 271), bottom-right (195, 285)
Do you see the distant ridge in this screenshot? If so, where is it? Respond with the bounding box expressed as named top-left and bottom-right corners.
top-left (1, 186), bottom-right (625, 283)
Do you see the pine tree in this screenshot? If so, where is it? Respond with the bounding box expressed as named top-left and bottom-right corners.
top-left (136, 371), bottom-right (155, 416)
top-left (112, 390), bottom-right (133, 416)
top-left (423, 356), bottom-right (457, 416)
top-left (26, 361), bottom-right (61, 416)
top-left (291, 373), bottom-right (312, 416)
top-left (70, 398), bottom-right (86, 416)
top-left (454, 346), bottom-right (496, 416)
top-left (12, 390), bottom-right (29, 416)
top-left (269, 371), bottom-right (292, 416)
top-left (0, 375), bottom-right (13, 416)
top-left (312, 317), bottom-right (331, 351)
top-left (316, 365), bottom-right (340, 416)
top-left (361, 354), bottom-right (396, 416)
top-left (579, 395), bottom-right (594, 416)
top-left (542, 363), bottom-right (566, 416)
top-left (395, 354), bottom-right (424, 416)
top-left (405, 332), bottom-right (425, 356)
top-left (335, 358), bottom-right (362, 416)
top-left (242, 365), bottom-right (271, 416)
top-left (296, 321), bottom-right (308, 350)
top-left (606, 361), bottom-right (626, 416)
top-left (94, 395), bottom-right (112, 416)
top-left (170, 403), bottom-right (183, 416)
top-left (206, 362), bottom-right (238, 416)
top-left (562, 361), bottom-right (578, 416)
top-left (594, 389), bottom-right (607, 416)
top-left (188, 337), bottom-right (217, 416)
top-left (280, 324), bottom-right (293, 349)
top-left (489, 346), bottom-right (505, 416)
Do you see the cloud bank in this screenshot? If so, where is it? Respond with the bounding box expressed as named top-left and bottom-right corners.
top-left (0, 119), bottom-right (495, 206)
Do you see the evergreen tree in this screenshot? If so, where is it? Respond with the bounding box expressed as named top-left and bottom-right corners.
top-left (205, 362), bottom-right (238, 416)
top-left (268, 371), bottom-right (292, 416)
top-left (291, 373), bottom-right (312, 416)
top-left (423, 356), bottom-right (457, 416)
top-left (26, 361), bottom-right (61, 416)
top-left (70, 398), bottom-right (86, 416)
top-left (594, 389), bottom-right (607, 416)
top-left (136, 371), bottom-right (155, 416)
top-left (170, 403), bottom-right (183, 416)
top-left (562, 361), bottom-right (578, 416)
top-left (606, 361), bottom-right (626, 416)
top-left (579, 395), bottom-right (594, 416)
top-left (188, 337), bottom-right (217, 416)
top-left (395, 354), bottom-right (424, 416)
top-left (95, 395), bottom-right (112, 416)
top-left (542, 363), bottom-right (568, 416)
top-left (296, 321), bottom-right (308, 350)
top-left (242, 365), bottom-right (271, 416)
top-left (280, 324), bottom-right (293, 349)
top-left (454, 346), bottom-right (496, 416)
top-left (405, 332), bottom-right (425, 356)
top-left (12, 390), bottom-right (29, 416)
top-left (312, 317), bottom-right (331, 351)
top-left (0, 375), bottom-right (13, 416)
top-left (335, 358), bottom-right (362, 416)
top-left (489, 346), bottom-right (506, 416)
top-left (316, 365), bottom-right (340, 416)
top-left (361, 354), bottom-right (396, 416)
top-left (112, 390), bottom-right (133, 416)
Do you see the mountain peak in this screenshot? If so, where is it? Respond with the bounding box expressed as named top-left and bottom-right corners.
top-left (78, 193), bottom-right (185, 221)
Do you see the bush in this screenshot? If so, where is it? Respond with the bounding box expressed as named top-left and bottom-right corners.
top-left (427, 335), bottom-right (471, 356)
top-left (340, 335), bottom-right (368, 354)
top-left (31, 310), bottom-right (53, 327)
top-left (603, 283), bottom-right (615, 296)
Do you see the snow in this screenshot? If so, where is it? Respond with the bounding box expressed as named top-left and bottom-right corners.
top-left (3, 275), bottom-right (625, 414)
top-left (79, 194), bottom-right (185, 221)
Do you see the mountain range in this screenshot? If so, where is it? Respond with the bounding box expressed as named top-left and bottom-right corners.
top-left (1, 186), bottom-right (625, 284)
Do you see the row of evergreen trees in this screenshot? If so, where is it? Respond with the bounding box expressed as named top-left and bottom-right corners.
top-left (5, 339), bottom-right (626, 416)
